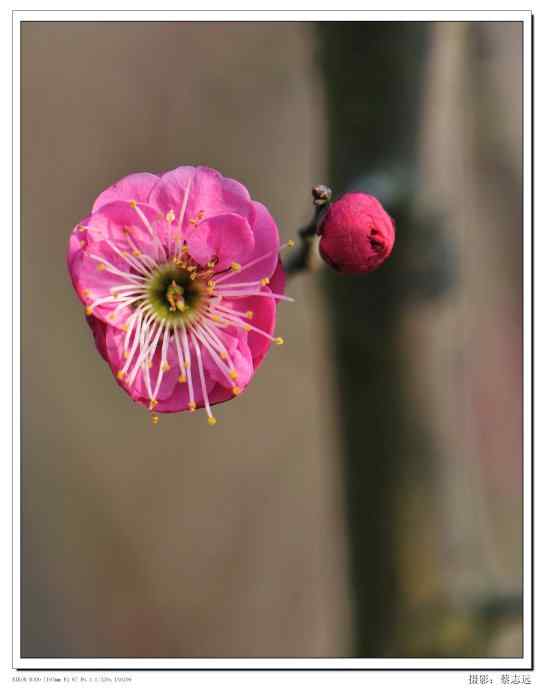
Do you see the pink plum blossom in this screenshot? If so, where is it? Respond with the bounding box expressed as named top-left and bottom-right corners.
top-left (318, 192), bottom-right (395, 273)
top-left (67, 166), bottom-right (292, 425)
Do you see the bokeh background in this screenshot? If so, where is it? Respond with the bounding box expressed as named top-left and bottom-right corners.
top-left (21, 21), bottom-right (523, 658)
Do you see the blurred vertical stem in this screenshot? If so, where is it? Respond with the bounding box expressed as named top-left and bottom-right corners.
top-left (317, 22), bottom-right (430, 656)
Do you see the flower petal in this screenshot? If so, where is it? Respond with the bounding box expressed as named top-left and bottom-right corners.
top-left (86, 201), bottom-right (166, 262)
top-left (230, 287), bottom-right (277, 369)
top-left (153, 360), bottom-right (217, 413)
top-left (187, 166), bottom-right (252, 221)
top-left (103, 325), bottom-right (179, 403)
top-left (268, 258), bottom-right (286, 298)
top-left (149, 166), bottom-right (253, 230)
top-left (199, 325), bottom-right (254, 391)
top-left (147, 166), bottom-right (196, 219)
top-left (67, 215), bottom-right (92, 274)
top-left (92, 172), bottom-right (160, 212)
top-left (218, 200), bottom-right (280, 285)
top-left (186, 213), bottom-right (255, 271)
top-left (86, 314), bottom-right (108, 362)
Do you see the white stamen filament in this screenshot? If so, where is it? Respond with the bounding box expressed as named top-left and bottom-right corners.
top-left (214, 241), bottom-right (293, 285)
top-left (109, 284), bottom-right (148, 295)
top-left (213, 280), bottom-right (264, 290)
top-left (174, 174), bottom-right (194, 257)
top-left (197, 320), bottom-right (236, 372)
top-left (172, 326), bottom-right (188, 382)
top-left (107, 295), bottom-right (145, 320)
top-left (180, 323), bottom-right (196, 408)
top-left (206, 310), bottom-right (281, 344)
top-left (88, 254), bottom-right (147, 283)
top-left (122, 307), bottom-right (154, 374)
top-left (105, 239), bottom-right (153, 277)
top-left (214, 289), bottom-right (294, 303)
top-left (191, 332), bottom-right (214, 424)
top-left (141, 320), bottom-right (166, 400)
top-left (127, 316), bottom-right (160, 386)
top-left (209, 303), bottom-right (253, 321)
top-left (123, 308), bottom-right (145, 362)
top-left (192, 323), bottom-right (235, 388)
top-left (131, 202), bottom-right (167, 263)
top-left (124, 233), bottom-right (159, 272)
top-left (152, 325), bottom-right (171, 402)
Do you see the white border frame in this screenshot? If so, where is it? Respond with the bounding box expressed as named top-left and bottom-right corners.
top-left (10, 9), bottom-right (533, 673)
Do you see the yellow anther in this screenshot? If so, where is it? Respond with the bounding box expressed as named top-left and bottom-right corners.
top-left (166, 209), bottom-right (175, 223)
top-left (147, 359), bottom-right (153, 369)
top-left (260, 277), bottom-right (270, 286)
top-left (245, 311), bottom-right (254, 319)
top-left (116, 370), bottom-right (125, 380)
top-left (232, 386), bottom-right (241, 396)
top-left (160, 362), bottom-right (171, 372)
top-left (178, 374), bottom-right (187, 384)
top-left (81, 289), bottom-right (90, 297)
top-left (129, 200), bottom-right (137, 209)
top-left (189, 211), bottom-right (204, 226)
top-left (151, 414), bottom-right (159, 425)
top-left (149, 399), bottom-right (158, 410)
top-left (107, 313), bottom-right (117, 321)
top-left (229, 369), bottom-right (238, 381)
top-left (97, 263), bottom-right (106, 271)
top-left (188, 401), bottom-right (196, 412)
top-left (181, 244), bottom-right (189, 254)
top-left (243, 324), bottom-right (252, 332)
top-left (230, 262), bottom-right (241, 272)
top-left (211, 315), bottom-right (222, 322)
top-left (85, 306), bottom-right (93, 315)
top-left (220, 351), bottom-right (228, 361)
top-left (176, 300), bottom-right (186, 312)
top-left (112, 291), bottom-right (119, 299)
top-left (207, 416), bottom-right (217, 427)
top-left (208, 280), bottom-right (216, 288)
top-left (184, 359), bottom-right (190, 369)
top-left (274, 337), bottom-right (284, 345)
top-left (207, 287), bottom-right (215, 295)
top-left (132, 249), bottom-right (141, 257)
top-left (190, 273), bottom-right (197, 281)
top-left (123, 350), bottom-right (129, 359)
top-left (121, 251), bottom-right (129, 258)
top-left (121, 324), bottom-right (129, 332)
top-left (287, 239), bottom-right (295, 248)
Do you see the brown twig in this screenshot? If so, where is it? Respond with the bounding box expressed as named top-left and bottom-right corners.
top-left (284, 185), bottom-right (332, 277)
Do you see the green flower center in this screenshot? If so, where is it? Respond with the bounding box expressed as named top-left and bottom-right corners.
top-left (145, 262), bottom-right (206, 325)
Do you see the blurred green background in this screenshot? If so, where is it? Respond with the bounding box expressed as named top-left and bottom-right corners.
top-left (21, 20), bottom-right (523, 658)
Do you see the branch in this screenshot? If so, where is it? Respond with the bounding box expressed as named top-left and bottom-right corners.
top-left (283, 185), bottom-right (332, 277)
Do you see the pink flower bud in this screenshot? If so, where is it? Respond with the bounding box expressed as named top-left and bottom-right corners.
top-left (318, 192), bottom-right (395, 273)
